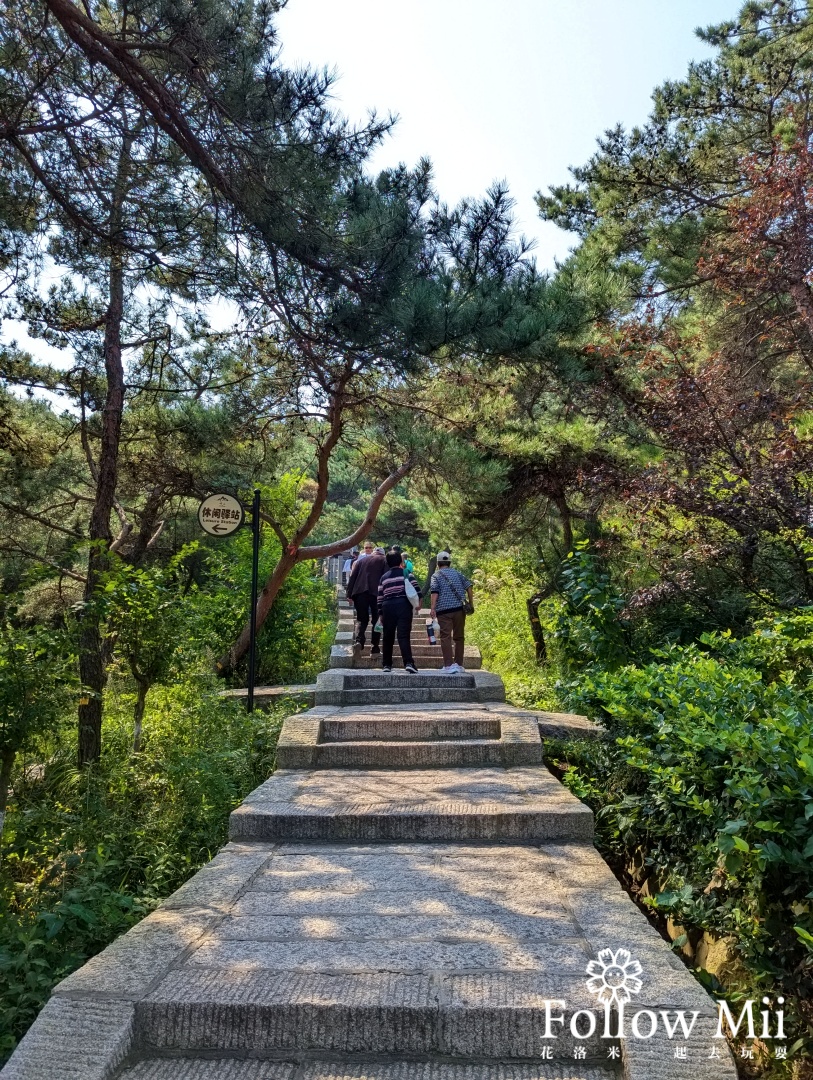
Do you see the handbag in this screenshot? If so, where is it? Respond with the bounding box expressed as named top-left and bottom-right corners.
top-left (439, 569), bottom-right (474, 615)
top-left (403, 570), bottom-right (421, 610)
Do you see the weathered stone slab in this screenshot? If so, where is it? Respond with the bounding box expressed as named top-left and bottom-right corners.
top-left (314, 669), bottom-right (505, 707)
top-left (120, 1064), bottom-right (296, 1080)
top-left (212, 912), bottom-right (578, 941)
top-left (158, 842), bottom-right (276, 913)
top-left (275, 714), bottom-right (323, 769)
top-left (320, 713), bottom-right (500, 740)
top-left (229, 767), bottom-right (593, 842)
top-left (330, 644), bottom-right (483, 670)
top-left (53, 907), bottom-right (217, 999)
top-left (137, 969), bottom-right (440, 1053)
top-left (297, 1066), bottom-right (616, 1080)
top-left (312, 739), bottom-right (510, 768)
top-left (186, 936), bottom-right (590, 972)
top-left (121, 1061), bottom-right (618, 1080)
top-left (0, 998), bottom-right (134, 1080)
top-left (441, 972), bottom-right (611, 1058)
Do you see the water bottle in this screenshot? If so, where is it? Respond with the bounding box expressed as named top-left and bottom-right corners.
top-left (425, 618), bottom-right (437, 645)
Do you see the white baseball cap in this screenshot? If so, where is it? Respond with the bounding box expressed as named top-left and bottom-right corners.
top-left (436, 550), bottom-right (451, 564)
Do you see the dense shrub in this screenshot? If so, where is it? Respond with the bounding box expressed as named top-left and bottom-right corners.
top-left (0, 676), bottom-right (293, 1062)
top-left (553, 619), bottom-right (813, 1062)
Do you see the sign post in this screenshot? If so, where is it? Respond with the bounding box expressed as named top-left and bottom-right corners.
top-left (198, 493), bottom-right (244, 537)
top-left (247, 489), bottom-right (261, 714)
top-left (198, 490), bottom-right (261, 712)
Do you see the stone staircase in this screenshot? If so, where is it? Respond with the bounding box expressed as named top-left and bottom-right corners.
top-left (1, 588), bottom-right (738, 1080)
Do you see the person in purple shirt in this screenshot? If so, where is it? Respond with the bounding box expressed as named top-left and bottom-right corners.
top-left (377, 551), bottom-right (422, 673)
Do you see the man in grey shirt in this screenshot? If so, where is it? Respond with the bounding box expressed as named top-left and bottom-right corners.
top-left (429, 551), bottom-right (473, 674)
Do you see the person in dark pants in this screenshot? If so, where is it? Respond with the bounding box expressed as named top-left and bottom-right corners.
top-left (346, 545), bottom-right (386, 654)
top-left (377, 551), bottom-right (423, 673)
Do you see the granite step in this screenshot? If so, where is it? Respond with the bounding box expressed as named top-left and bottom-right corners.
top-left (314, 670), bottom-right (505, 707)
top-left (135, 968), bottom-right (610, 1059)
top-left (336, 687), bottom-right (484, 706)
top-left (344, 673), bottom-right (474, 689)
top-left (312, 738), bottom-right (511, 768)
top-left (330, 644), bottom-right (482, 670)
top-left (229, 767), bottom-right (593, 842)
top-left (320, 716), bottom-right (501, 740)
top-left (345, 654), bottom-right (482, 670)
top-left (275, 709), bottom-right (542, 770)
top-left (3, 839), bottom-right (736, 1080)
top-left (119, 1060), bottom-right (618, 1080)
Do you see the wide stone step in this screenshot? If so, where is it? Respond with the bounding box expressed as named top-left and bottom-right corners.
top-left (315, 670), bottom-right (505, 708)
top-left (330, 644), bottom-right (482, 670)
top-left (135, 968), bottom-right (609, 1059)
top-left (321, 716), bottom-right (500, 740)
top-left (275, 709), bottom-right (542, 770)
top-left (229, 767), bottom-right (593, 842)
top-left (312, 739), bottom-right (509, 768)
top-left (340, 687), bottom-right (483, 705)
top-left (119, 1059), bottom-right (618, 1080)
top-left (349, 654), bottom-right (482, 670)
top-left (344, 672), bottom-right (474, 689)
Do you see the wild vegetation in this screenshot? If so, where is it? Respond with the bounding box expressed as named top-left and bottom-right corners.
top-left (1, 0), bottom-right (813, 1074)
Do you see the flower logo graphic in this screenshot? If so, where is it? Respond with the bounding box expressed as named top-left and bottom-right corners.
top-left (585, 948), bottom-right (644, 1005)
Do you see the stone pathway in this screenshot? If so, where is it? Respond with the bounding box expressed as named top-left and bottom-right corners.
top-left (1, 594), bottom-right (738, 1080)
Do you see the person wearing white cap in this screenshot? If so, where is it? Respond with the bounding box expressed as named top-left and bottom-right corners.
top-left (429, 551), bottom-right (474, 674)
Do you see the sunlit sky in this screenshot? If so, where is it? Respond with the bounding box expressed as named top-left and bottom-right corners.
top-left (277, 0), bottom-right (739, 268)
top-left (3, 0), bottom-right (740, 367)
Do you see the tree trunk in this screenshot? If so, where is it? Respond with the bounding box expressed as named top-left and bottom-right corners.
top-left (77, 136), bottom-right (130, 766)
top-left (132, 677), bottom-right (149, 753)
top-left (526, 591), bottom-right (549, 664)
top-left (0, 745), bottom-right (16, 840)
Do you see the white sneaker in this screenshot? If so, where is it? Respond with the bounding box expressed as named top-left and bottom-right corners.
top-left (440, 665), bottom-right (456, 674)
top-left (450, 663), bottom-right (466, 673)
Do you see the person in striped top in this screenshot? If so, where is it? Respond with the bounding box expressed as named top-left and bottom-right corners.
top-left (377, 551), bottom-right (423, 673)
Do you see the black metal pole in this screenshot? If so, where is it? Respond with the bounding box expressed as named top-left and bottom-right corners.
top-left (247, 488), bottom-right (261, 713)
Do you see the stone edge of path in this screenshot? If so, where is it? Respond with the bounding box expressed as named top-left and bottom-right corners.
top-left (275, 708), bottom-right (543, 769)
top-left (219, 685), bottom-right (316, 708)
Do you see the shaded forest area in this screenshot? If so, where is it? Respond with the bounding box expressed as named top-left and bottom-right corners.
top-left (1, 0), bottom-right (812, 1074)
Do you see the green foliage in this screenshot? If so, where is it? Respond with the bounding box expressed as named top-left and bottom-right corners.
top-left (103, 546), bottom-right (197, 690)
top-left (548, 542), bottom-right (628, 671)
top-left (0, 615), bottom-right (76, 812)
top-left (0, 502), bottom-right (327, 1063)
top-left (551, 620), bottom-right (813, 1057)
top-left (187, 529), bottom-right (335, 686)
top-left (0, 675), bottom-right (291, 1062)
top-left (466, 556), bottom-right (557, 709)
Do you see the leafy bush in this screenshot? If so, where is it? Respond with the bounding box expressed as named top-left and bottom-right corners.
top-left (0, 675), bottom-right (292, 1063)
top-left (466, 558), bottom-right (557, 708)
top-left (185, 532), bottom-right (335, 685)
top-left (547, 541), bottom-right (629, 671)
top-left (553, 622), bottom-right (813, 1060)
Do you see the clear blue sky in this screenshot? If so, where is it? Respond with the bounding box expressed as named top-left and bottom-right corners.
top-left (277, 0), bottom-right (739, 269)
